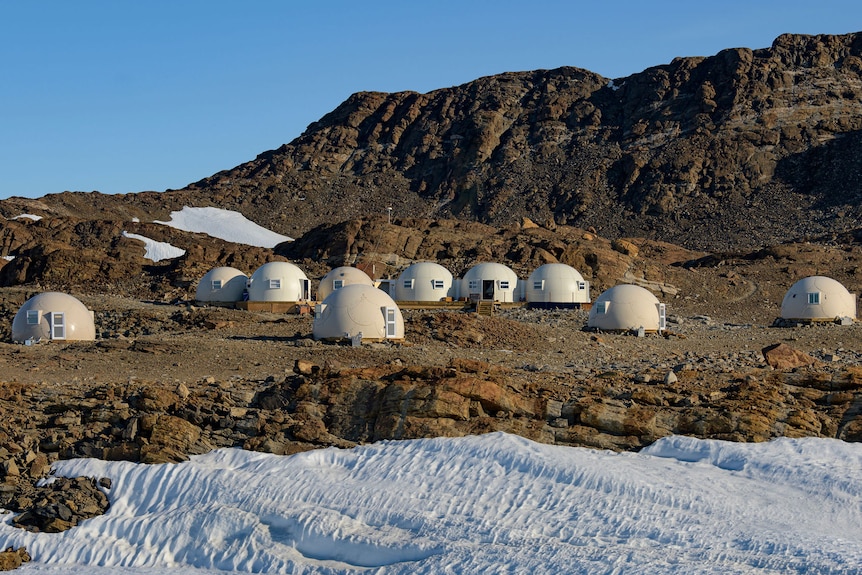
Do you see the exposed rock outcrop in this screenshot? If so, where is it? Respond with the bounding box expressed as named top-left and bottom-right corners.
top-left (3, 33), bottom-right (862, 256)
top-left (0, 547), bottom-right (31, 571)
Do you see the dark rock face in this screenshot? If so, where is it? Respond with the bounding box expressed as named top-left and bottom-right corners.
top-left (2, 32), bottom-right (862, 259)
top-left (177, 32), bottom-right (862, 250)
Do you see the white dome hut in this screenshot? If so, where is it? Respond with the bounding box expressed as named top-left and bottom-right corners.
top-left (12, 292), bottom-right (96, 343)
top-left (247, 262), bottom-right (311, 302)
top-left (195, 266), bottom-right (248, 304)
top-left (587, 284), bottom-right (666, 332)
top-left (394, 262), bottom-right (455, 302)
top-left (460, 262), bottom-right (519, 302)
top-left (318, 266), bottom-right (374, 301)
top-left (313, 284), bottom-right (404, 342)
top-left (526, 263), bottom-right (590, 308)
top-left (780, 276), bottom-right (857, 322)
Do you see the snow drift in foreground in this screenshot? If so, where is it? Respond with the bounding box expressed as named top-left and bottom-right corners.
top-left (154, 206), bottom-right (292, 248)
top-left (3, 433), bottom-right (862, 574)
top-left (121, 231), bottom-right (186, 262)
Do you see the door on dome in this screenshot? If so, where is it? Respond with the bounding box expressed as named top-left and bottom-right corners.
top-left (482, 280), bottom-right (495, 301)
top-left (50, 312), bottom-right (66, 340)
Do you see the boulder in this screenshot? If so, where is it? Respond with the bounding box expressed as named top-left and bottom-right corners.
top-left (443, 377), bottom-right (535, 417)
top-left (0, 547), bottom-right (30, 570)
top-left (762, 343), bottom-right (817, 370)
top-left (140, 415), bottom-right (211, 463)
top-left (0, 459), bottom-right (20, 478)
top-left (611, 239), bottom-right (639, 257)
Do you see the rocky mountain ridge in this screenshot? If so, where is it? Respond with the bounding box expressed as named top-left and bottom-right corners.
top-left (3, 32), bottom-right (862, 255)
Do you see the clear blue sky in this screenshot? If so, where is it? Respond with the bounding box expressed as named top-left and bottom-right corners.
top-left (2, 1), bottom-right (860, 199)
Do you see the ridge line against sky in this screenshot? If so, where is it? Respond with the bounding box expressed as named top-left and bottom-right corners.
top-left (2, 0), bottom-right (861, 200)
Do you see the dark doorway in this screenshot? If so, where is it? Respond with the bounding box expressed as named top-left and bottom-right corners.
top-left (482, 280), bottom-right (495, 301)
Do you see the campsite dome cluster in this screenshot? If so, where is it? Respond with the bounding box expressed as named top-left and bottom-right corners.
top-left (11, 259), bottom-right (857, 345)
top-left (195, 262), bottom-right (854, 340)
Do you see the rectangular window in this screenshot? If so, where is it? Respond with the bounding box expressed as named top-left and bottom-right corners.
top-left (533, 280), bottom-right (544, 290)
top-left (403, 279), bottom-right (414, 289)
top-left (332, 279), bottom-right (344, 290)
top-left (807, 292), bottom-right (821, 304)
top-left (499, 281), bottom-right (510, 290)
top-left (577, 281), bottom-right (586, 291)
top-left (596, 301), bottom-right (609, 314)
top-left (468, 280), bottom-right (479, 291)
top-left (26, 310), bottom-right (39, 325)
top-left (211, 279), bottom-right (222, 290)
top-left (432, 280), bottom-right (444, 289)
top-left (268, 279), bottom-right (281, 290)
top-left (658, 303), bottom-right (666, 331)
top-left (314, 303), bottom-right (325, 319)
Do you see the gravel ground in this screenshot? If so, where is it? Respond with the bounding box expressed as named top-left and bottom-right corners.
top-left (1, 291), bottom-right (859, 391)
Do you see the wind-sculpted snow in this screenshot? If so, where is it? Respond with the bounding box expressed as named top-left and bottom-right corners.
top-left (154, 206), bottom-right (292, 248)
top-left (3, 433), bottom-right (862, 574)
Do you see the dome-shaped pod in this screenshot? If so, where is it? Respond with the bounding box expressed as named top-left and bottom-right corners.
top-left (526, 263), bottom-right (590, 307)
top-left (195, 267), bottom-right (248, 304)
top-left (587, 284), bottom-right (665, 332)
top-left (460, 262), bottom-right (519, 303)
top-left (313, 284), bottom-right (404, 342)
top-left (394, 262), bottom-right (455, 302)
top-left (780, 276), bottom-right (856, 321)
top-left (247, 262), bottom-right (311, 302)
top-left (318, 266), bottom-right (374, 301)
top-left (12, 292), bottom-right (96, 343)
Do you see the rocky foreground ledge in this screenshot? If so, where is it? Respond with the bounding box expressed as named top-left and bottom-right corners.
top-left (2, 325), bottom-right (861, 537)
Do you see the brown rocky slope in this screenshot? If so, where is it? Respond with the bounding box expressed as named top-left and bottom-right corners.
top-left (1, 230), bottom-right (862, 533)
top-left (2, 32), bottom-right (862, 252)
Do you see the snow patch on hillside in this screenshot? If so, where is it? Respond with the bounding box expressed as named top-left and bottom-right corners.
top-left (154, 207), bottom-right (292, 248)
top-left (121, 231), bottom-right (186, 262)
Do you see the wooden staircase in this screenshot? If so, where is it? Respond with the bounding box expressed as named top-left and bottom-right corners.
top-left (475, 301), bottom-right (495, 316)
